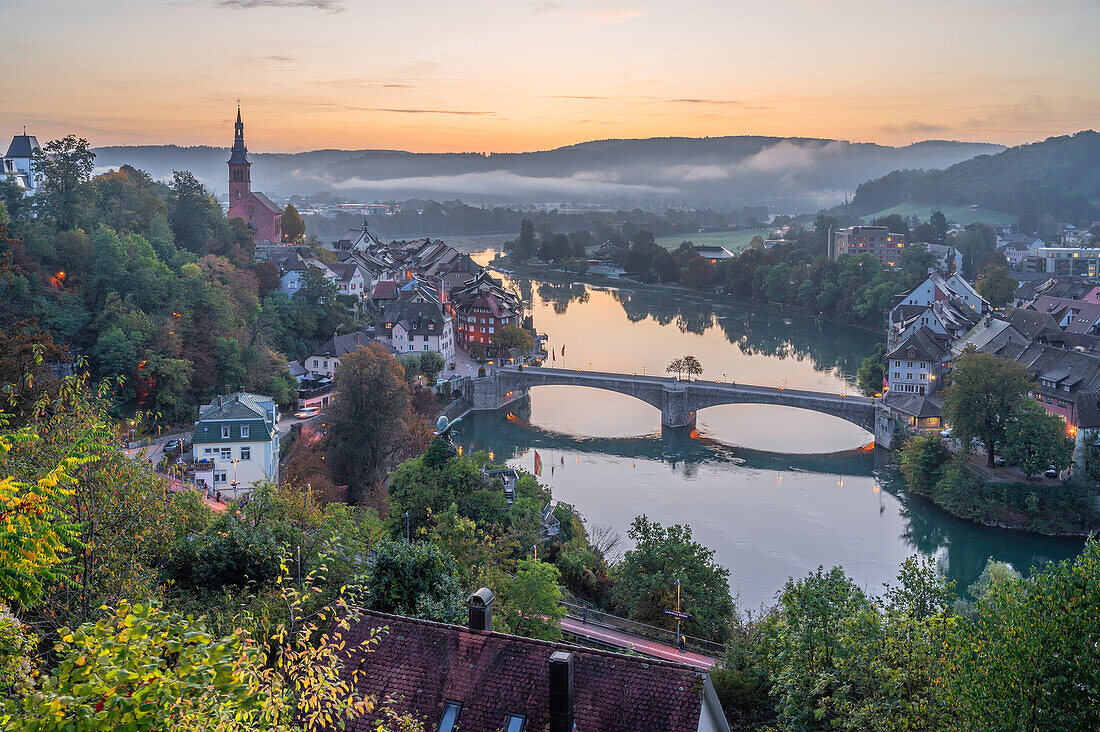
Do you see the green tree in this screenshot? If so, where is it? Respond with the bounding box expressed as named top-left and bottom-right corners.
top-left (975, 267), bottom-right (1016, 309)
top-left (666, 357), bottom-right (684, 380)
top-left (30, 135), bottom-right (96, 230)
top-left (280, 203), bottom-right (306, 243)
top-left (929, 210), bottom-right (948, 243)
top-left (898, 432), bottom-right (951, 496)
top-left (946, 540), bottom-right (1100, 731)
top-left (514, 217), bottom-right (536, 261)
top-left (490, 324), bottom-right (533, 354)
top-left (680, 255), bottom-right (716, 290)
top-left (500, 557), bottom-right (566, 640)
top-left (168, 171), bottom-right (225, 255)
top-left (1001, 398), bottom-right (1074, 477)
top-left (612, 515), bottom-right (734, 641)
top-left (362, 540), bottom-right (464, 624)
top-left (418, 350), bottom-right (445, 381)
top-left (325, 344), bottom-right (416, 506)
top-left (856, 343), bottom-right (886, 396)
top-left (942, 347), bottom-right (1031, 465)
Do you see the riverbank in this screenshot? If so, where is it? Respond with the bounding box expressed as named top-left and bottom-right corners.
top-left (493, 258), bottom-right (884, 337)
top-left (901, 453), bottom-right (1100, 537)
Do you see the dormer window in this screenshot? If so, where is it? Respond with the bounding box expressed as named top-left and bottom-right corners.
top-left (241, 425), bottom-right (250, 438)
top-left (221, 425), bottom-right (230, 439)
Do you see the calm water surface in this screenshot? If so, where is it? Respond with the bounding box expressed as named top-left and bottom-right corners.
top-left (455, 277), bottom-right (1085, 609)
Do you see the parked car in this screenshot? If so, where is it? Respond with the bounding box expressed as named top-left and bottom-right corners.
top-left (294, 406), bottom-right (320, 420)
top-left (1045, 465), bottom-right (1059, 478)
top-left (163, 438), bottom-right (188, 457)
top-left (940, 428), bottom-right (952, 438)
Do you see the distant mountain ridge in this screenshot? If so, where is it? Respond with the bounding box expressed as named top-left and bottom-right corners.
top-left (851, 131), bottom-right (1100, 222)
top-left (91, 135), bottom-right (1005, 210)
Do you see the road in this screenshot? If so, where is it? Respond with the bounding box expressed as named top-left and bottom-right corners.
top-left (560, 616), bottom-right (716, 669)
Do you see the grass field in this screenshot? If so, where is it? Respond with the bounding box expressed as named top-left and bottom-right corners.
top-left (654, 229), bottom-right (770, 252)
top-left (864, 202), bottom-right (1015, 227)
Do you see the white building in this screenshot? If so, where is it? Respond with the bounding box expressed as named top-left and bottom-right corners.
top-left (379, 300), bottom-right (455, 364)
top-left (1, 132), bottom-right (41, 195)
top-left (190, 392), bottom-right (279, 498)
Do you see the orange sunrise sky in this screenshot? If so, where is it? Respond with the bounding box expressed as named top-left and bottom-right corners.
top-left (2, 0), bottom-right (1097, 153)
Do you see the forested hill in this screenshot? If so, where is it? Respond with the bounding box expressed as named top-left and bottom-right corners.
top-left (91, 136), bottom-right (1003, 210)
top-left (850, 130), bottom-right (1100, 223)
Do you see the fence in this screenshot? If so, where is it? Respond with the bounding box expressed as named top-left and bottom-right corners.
top-left (559, 600), bottom-right (726, 658)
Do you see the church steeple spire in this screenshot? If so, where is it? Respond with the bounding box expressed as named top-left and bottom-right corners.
top-left (228, 105), bottom-right (251, 201)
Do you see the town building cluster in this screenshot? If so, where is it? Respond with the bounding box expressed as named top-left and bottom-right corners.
top-left (882, 271), bottom-right (1100, 473)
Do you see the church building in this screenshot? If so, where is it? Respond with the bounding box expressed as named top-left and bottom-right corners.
top-left (226, 108), bottom-right (283, 244)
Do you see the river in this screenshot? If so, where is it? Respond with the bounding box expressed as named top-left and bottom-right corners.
top-left (451, 274), bottom-right (1085, 610)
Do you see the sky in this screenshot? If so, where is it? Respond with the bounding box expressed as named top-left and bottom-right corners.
top-left (2, 0), bottom-right (1097, 153)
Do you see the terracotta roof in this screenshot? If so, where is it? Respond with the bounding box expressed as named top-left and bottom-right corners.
top-left (334, 609), bottom-right (714, 732)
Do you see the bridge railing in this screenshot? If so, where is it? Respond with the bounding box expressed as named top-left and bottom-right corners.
top-left (560, 600), bottom-right (726, 657)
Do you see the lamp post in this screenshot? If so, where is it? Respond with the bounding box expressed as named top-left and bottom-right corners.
top-left (675, 579), bottom-right (682, 652)
top-left (781, 378), bottom-right (789, 390)
top-left (230, 458), bottom-right (240, 501)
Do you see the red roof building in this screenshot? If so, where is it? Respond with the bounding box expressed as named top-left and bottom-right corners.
top-left (332, 591), bottom-right (730, 732)
top-left (449, 270), bottom-right (523, 351)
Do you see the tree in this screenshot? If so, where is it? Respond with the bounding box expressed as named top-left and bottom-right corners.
top-left (666, 357), bottom-right (684, 380)
top-left (30, 135), bottom-right (96, 230)
top-left (168, 171), bottom-right (225, 255)
top-left (514, 217), bottom-right (536, 261)
top-left (2, 564), bottom-right (427, 731)
top-left (281, 204), bottom-right (306, 243)
top-left (325, 344), bottom-right (416, 506)
top-left (1001, 399), bottom-right (1074, 477)
top-left (680, 255), bottom-right (715, 290)
top-left (362, 540), bottom-right (464, 624)
top-left (929, 210), bottom-right (949, 243)
top-left (499, 558), bottom-right (566, 640)
top-left (946, 540), bottom-right (1100, 731)
top-left (856, 343), bottom-right (886, 396)
top-left (898, 433), bottom-right (951, 496)
top-left (682, 355), bottom-right (703, 380)
top-left (612, 515), bottom-right (734, 641)
top-left (418, 350), bottom-right (445, 381)
top-left (942, 347), bottom-right (1031, 465)
top-left (976, 267), bottom-right (1016, 310)
top-left (901, 242), bottom-right (938, 279)
top-left (490, 324), bottom-right (533, 354)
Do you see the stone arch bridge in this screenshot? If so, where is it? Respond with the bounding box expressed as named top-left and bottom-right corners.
top-left (463, 366), bottom-right (884, 442)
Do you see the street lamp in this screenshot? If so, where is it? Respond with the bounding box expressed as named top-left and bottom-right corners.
top-left (781, 378), bottom-right (789, 390)
top-left (230, 458), bottom-right (240, 501)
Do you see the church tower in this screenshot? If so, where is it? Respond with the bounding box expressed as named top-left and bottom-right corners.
top-left (227, 106), bottom-right (251, 203)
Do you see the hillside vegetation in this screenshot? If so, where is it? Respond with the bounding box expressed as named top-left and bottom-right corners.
top-left (851, 131), bottom-right (1100, 225)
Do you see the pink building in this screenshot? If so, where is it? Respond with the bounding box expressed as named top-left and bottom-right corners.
top-left (226, 108), bottom-right (282, 244)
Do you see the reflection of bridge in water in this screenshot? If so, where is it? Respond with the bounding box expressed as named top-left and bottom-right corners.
top-left (457, 400), bottom-right (879, 478)
top-left (467, 365), bottom-right (881, 438)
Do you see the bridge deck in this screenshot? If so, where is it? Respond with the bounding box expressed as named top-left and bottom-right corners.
top-left (502, 365), bottom-right (873, 405)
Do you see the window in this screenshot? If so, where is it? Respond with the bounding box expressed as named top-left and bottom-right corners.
top-left (423, 345), bottom-right (429, 351)
top-left (241, 425), bottom-right (250, 438)
top-left (221, 425), bottom-right (230, 439)
top-left (436, 701), bottom-right (462, 732)
top-left (312, 359), bottom-right (319, 368)
top-left (214, 470), bottom-right (227, 483)
top-left (503, 715), bottom-right (526, 732)
top-left (220, 447), bottom-right (231, 461)
top-left (205, 447), bottom-right (215, 455)
top-left (241, 447), bottom-right (251, 460)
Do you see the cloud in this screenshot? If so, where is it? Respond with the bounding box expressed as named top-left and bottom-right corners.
top-left (742, 140), bottom-right (847, 172)
top-left (669, 98), bottom-right (744, 106)
top-left (879, 120), bottom-right (950, 135)
top-left (528, 2), bottom-right (644, 23)
top-left (328, 170), bottom-right (674, 200)
top-left (211, 0), bottom-right (344, 11)
top-left (262, 54), bottom-right (297, 62)
top-left (352, 108), bottom-right (494, 116)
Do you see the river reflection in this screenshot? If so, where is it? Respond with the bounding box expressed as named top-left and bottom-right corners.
top-left (457, 388), bottom-right (1084, 610)
top-left (455, 276), bottom-right (1085, 610)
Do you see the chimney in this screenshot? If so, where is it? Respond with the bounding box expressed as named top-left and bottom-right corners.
top-left (467, 587), bottom-right (494, 632)
top-left (548, 651), bottom-right (574, 732)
